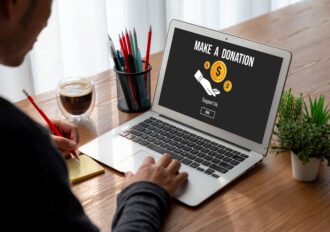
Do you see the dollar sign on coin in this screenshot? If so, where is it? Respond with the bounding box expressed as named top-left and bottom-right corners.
top-left (211, 61), bottom-right (227, 83)
top-left (204, 61), bottom-right (211, 70)
top-left (223, 80), bottom-right (232, 92)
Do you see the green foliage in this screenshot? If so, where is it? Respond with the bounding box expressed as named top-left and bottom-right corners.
top-left (271, 89), bottom-right (330, 165)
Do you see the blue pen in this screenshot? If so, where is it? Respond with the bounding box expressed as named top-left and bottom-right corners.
top-left (137, 49), bottom-right (148, 108)
top-left (117, 50), bottom-right (125, 71)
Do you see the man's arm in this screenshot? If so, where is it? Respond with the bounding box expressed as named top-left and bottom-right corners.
top-left (112, 155), bottom-right (188, 232)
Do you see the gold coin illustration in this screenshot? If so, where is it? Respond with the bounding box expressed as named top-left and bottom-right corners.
top-left (204, 61), bottom-right (211, 70)
top-left (223, 80), bottom-right (232, 92)
top-left (210, 61), bottom-right (227, 83)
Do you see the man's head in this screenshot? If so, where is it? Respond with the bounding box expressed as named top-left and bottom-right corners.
top-left (0, 0), bottom-right (52, 67)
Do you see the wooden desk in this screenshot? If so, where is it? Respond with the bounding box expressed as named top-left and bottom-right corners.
top-left (16, 0), bottom-right (329, 231)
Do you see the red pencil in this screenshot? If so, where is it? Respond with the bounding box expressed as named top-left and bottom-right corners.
top-left (144, 26), bottom-right (152, 72)
top-left (22, 89), bottom-right (80, 161)
top-left (119, 35), bottom-right (137, 99)
top-left (125, 29), bottom-right (133, 55)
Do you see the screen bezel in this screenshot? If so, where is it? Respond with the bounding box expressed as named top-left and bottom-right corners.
top-left (152, 20), bottom-right (292, 155)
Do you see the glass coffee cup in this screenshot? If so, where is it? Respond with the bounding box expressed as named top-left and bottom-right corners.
top-left (57, 77), bottom-right (95, 122)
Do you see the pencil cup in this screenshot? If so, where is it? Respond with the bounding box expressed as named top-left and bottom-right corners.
top-left (114, 62), bottom-right (152, 113)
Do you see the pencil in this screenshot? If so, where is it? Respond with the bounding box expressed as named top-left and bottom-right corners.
top-left (144, 25), bottom-right (152, 73)
top-left (22, 89), bottom-right (80, 161)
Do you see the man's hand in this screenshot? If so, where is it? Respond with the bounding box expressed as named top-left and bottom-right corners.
top-left (122, 154), bottom-right (188, 196)
top-left (50, 120), bottom-right (79, 158)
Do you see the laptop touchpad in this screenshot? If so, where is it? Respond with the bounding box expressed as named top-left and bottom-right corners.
top-left (117, 150), bottom-right (159, 174)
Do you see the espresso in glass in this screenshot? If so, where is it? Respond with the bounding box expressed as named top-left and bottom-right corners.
top-left (57, 78), bottom-right (95, 122)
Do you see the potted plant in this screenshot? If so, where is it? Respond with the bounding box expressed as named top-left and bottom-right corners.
top-left (271, 89), bottom-right (330, 181)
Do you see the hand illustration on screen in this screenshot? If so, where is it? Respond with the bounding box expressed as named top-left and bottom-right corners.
top-left (194, 70), bottom-right (220, 97)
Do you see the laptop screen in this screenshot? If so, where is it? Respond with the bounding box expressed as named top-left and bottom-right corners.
top-left (159, 28), bottom-right (283, 144)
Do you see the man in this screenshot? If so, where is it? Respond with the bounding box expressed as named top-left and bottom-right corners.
top-left (0, 0), bottom-right (188, 231)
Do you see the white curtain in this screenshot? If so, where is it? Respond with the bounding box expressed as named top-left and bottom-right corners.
top-left (0, 0), bottom-right (302, 102)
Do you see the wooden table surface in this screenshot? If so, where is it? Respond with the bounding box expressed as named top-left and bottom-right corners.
top-left (16, 0), bottom-right (329, 231)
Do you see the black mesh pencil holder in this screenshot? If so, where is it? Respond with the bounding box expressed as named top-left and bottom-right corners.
top-left (114, 61), bottom-right (152, 113)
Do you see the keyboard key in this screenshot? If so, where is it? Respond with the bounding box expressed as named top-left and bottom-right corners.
top-left (183, 146), bottom-right (192, 152)
top-left (181, 152), bottom-right (189, 157)
top-left (225, 152), bottom-right (234, 157)
top-left (138, 122), bottom-right (148, 128)
top-left (174, 149), bottom-right (183, 154)
top-left (197, 167), bottom-right (205, 172)
top-left (191, 149), bottom-right (199, 155)
top-left (211, 158), bottom-right (221, 164)
top-left (133, 125), bottom-right (146, 132)
top-left (150, 132), bottom-right (158, 137)
top-left (215, 154), bottom-right (224, 159)
top-left (241, 153), bottom-right (249, 158)
top-left (197, 152), bottom-right (206, 158)
top-left (201, 148), bottom-right (210, 153)
top-left (125, 133), bottom-right (135, 140)
top-left (211, 174), bottom-right (220, 178)
top-left (160, 143), bottom-right (168, 148)
top-left (138, 140), bottom-right (149, 146)
top-left (166, 134), bottom-right (175, 139)
top-left (204, 169), bottom-right (215, 175)
top-left (177, 143), bottom-right (185, 149)
top-left (196, 140), bottom-right (205, 145)
top-left (190, 137), bottom-right (197, 142)
top-left (190, 162), bottom-right (199, 168)
top-left (209, 164), bottom-right (228, 174)
top-left (194, 145), bottom-right (203, 150)
top-left (141, 134), bottom-right (149, 139)
top-left (223, 157), bottom-right (232, 162)
top-left (181, 139), bottom-right (189, 144)
top-left (147, 137), bottom-right (155, 142)
top-left (204, 155), bottom-right (213, 161)
top-left (209, 146), bottom-right (219, 151)
top-left (119, 131), bottom-right (129, 137)
top-left (132, 137), bottom-right (141, 142)
top-left (160, 131), bottom-right (169, 136)
top-left (208, 151), bottom-right (217, 156)
top-left (156, 135), bottom-right (165, 140)
top-left (187, 154), bottom-right (196, 160)
top-left (220, 162), bottom-right (234, 170)
top-left (169, 140), bottom-right (178, 146)
top-left (147, 126), bottom-right (156, 131)
top-left (128, 129), bottom-right (142, 136)
top-left (163, 138), bottom-right (171, 143)
top-left (232, 155), bottom-right (245, 162)
top-left (194, 157), bottom-right (203, 163)
top-left (202, 160), bottom-right (211, 166)
top-left (203, 143), bottom-right (211, 148)
top-left (153, 140), bottom-right (162, 145)
top-left (181, 158), bottom-right (193, 165)
top-left (231, 160), bottom-right (240, 166)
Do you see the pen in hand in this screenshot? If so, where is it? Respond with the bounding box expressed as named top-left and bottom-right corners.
top-left (22, 89), bottom-right (80, 161)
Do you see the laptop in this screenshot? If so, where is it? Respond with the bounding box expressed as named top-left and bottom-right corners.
top-left (79, 20), bottom-right (292, 206)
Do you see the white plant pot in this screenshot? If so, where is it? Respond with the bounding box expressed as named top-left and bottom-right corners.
top-left (291, 151), bottom-right (321, 182)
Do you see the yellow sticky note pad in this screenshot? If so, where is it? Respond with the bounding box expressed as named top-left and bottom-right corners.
top-left (66, 154), bottom-right (105, 184)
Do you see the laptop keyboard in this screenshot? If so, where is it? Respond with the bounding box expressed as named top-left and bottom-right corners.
top-left (118, 117), bottom-right (249, 178)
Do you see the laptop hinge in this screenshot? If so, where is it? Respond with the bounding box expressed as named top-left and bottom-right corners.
top-left (159, 114), bottom-right (251, 152)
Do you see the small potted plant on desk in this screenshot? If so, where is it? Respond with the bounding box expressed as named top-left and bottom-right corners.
top-left (271, 89), bottom-right (330, 181)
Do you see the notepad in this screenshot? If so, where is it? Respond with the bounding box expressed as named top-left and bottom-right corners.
top-left (66, 154), bottom-right (105, 184)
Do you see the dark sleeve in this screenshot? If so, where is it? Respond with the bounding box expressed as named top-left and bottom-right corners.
top-left (112, 181), bottom-right (171, 232)
top-left (0, 98), bottom-right (99, 231)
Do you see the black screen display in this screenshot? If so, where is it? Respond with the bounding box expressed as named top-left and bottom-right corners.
top-left (159, 28), bottom-right (283, 143)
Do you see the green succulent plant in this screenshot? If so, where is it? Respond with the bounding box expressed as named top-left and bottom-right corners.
top-left (271, 89), bottom-right (330, 165)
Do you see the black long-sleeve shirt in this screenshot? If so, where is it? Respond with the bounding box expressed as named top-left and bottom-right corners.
top-left (0, 97), bottom-right (170, 231)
